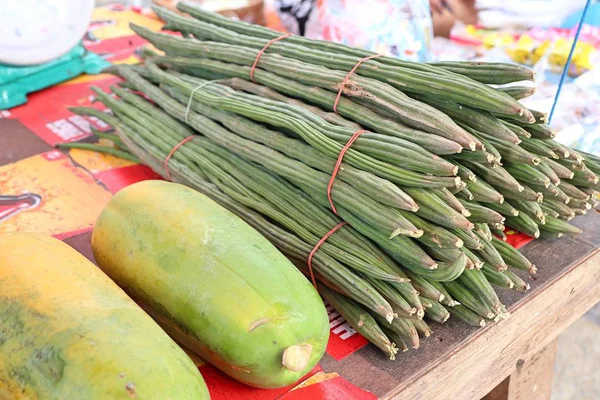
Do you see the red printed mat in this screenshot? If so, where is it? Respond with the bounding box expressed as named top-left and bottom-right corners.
top-left (0, 5), bottom-right (379, 399)
top-left (1, 5), bottom-right (539, 398)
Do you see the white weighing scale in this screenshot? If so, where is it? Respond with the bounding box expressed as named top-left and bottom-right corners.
top-left (0, 0), bottom-right (109, 109)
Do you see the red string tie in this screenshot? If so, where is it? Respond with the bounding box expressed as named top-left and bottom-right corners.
top-left (333, 54), bottom-right (382, 113)
top-left (250, 33), bottom-right (292, 82)
top-left (164, 136), bottom-right (195, 181)
top-left (307, 222), bottom-right (347, 289)
top-left (327, 129), bottom-right (368, 215)
top-left (306, 127), bottom-right (367, 288)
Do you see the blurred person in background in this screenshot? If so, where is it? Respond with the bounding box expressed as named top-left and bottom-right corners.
top-left (272, 0), bottom-right (593, 60)
top-left (430, 0), bottom-right (476, 37)
top-left (272, 0), bottom-right (477, 62)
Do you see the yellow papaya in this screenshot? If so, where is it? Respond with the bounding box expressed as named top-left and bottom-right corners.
top-left (92, 180), bottom-right (329, 389)
top-left (0, 232), bottom-right (210, 400)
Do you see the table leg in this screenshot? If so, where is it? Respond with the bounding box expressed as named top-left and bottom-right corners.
top-left (482, 339), bottom-right (558, 400)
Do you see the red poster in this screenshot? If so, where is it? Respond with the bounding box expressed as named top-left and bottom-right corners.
top-left (325, 303), bottom-right (369, 360)
top-left (279, 374), bottom-right (377, 400)
top-left (94, 164), bottom-right (163, 194)
top-left (504, 230), bottom-right (535, 249)
top-left (199, 364), bottom-right (322, 400)
top-left (6, 78), bottom-right (120, 146)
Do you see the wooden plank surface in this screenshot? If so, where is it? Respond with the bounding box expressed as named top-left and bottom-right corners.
top-left (0, 119), bottom-right (52, 165)
top-left (483, 377), bottom-right (511, 400)
top-left (482, 339), bottom-right (558, 400)
top-left (320, 211), bottom-right (600, 399)
top-left (6, 114), bottom-right (598, 399)
top-left (499, 339), bottom-right (558, 400)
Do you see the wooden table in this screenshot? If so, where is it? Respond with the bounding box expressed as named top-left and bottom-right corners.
top-left (320, 211), bottom-right (600, 400)
top-left (3, 4), bottom-right (599, 398)
top-left (2, 115), bottom-right (599, 400)
top-left (59, 192), bottom-right (600, 400)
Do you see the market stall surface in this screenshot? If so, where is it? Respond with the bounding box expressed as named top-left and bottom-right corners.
top-left (2, 109), bottom-right (599, 400)
top-left (315, 214), bottom-right (600, 399)
top-left (1, 5), bottom-right (599, 400)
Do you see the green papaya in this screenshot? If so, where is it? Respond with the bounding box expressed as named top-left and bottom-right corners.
top-left (92, 180), bottom-right (329, 389)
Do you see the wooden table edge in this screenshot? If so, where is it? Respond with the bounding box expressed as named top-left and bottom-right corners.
top-left (383, 246), bottom-right (600, 400)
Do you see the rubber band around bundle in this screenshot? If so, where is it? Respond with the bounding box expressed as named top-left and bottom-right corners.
top-left (306, 128), bottom-right (367, 287)
top-left (307, 221), bottom-right (348, 288)
top-left (327, 129), bottom-right (368, 215)
top-left (333, 54), bottom-right (382, 113)
top-left (250, 33), bottom-right (292, 82)
top-left (185, 80), bottom-right (221, 124)
top-left (164, 136), bottom-right (195, 181)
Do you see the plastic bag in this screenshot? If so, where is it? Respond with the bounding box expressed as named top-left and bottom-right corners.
top-left (475, 0), bottom-right (583, 29)
top-left (521, 64), bottom-right (600, 155)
